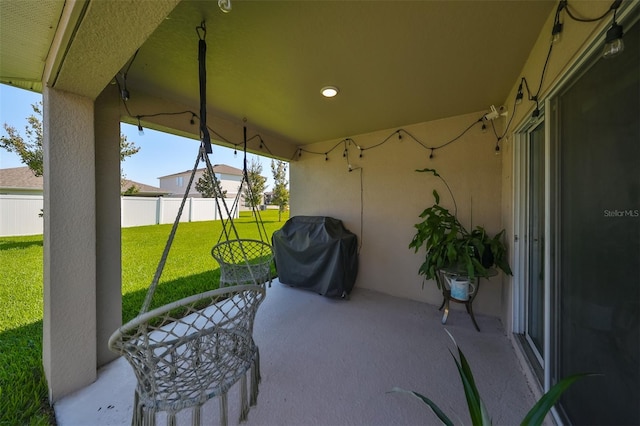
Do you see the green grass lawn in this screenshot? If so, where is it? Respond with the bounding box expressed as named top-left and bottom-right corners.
top-left (0, 209), bottom-right (288, 425)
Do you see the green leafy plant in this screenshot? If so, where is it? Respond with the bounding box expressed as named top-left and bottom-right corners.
top-left (392, 331), bottom-right (591, 426)
top-left (409, 168), bottom-right (512, 285)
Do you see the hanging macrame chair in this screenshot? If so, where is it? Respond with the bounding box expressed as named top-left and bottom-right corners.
top-left (109, 144), bottom-right (266, 426)
top-left (210, 126), bottom-right (274, 288)
top-left (108, 22), bottom-right (269, 426)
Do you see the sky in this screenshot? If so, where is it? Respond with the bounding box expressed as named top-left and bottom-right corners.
top-left (0, 84), bottom-right (280, 190)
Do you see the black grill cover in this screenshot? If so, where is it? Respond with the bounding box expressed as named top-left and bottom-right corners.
top-left (272, 216), bottom-right (358, 297)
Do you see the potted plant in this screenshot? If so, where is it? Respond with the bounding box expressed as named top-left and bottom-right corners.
top-left (409, 168), bottom-right (512, 290)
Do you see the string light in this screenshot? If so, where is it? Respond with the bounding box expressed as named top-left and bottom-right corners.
top-left (561, 0), bottom-right (626, 57)
top-left (551, 1), bottom-right (565, 43)
top-left (515, 82), bottom-right (524, 105)
top-left (530, 104), bottom-right (540, 123)
top-left (119, 49), bottom-right (138, 102)
top-left (552, 21), bottom-right (564, 43)
top-left (603, 6), bottom-right (624, 58)
top-left (137, 117), bottom-right (144, 136)
top-left (293, 113), bottom-right (486, 163)
top-left (118, 0), bottom-right (628, 172)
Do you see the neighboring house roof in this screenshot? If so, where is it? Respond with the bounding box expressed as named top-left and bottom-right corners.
top-left (0, 166), bottom-right (42, 191)
top-left (158, 165), bottom-right (243, 179)
top-left (0, 166), bottom-right (167, 196)
top-left (121, 179), bottom-right (170, 197)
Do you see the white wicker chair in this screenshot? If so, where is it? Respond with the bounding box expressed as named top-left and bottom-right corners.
top-left (211, 239), bottom-right (273, 288)
top-left (108, 285), bottom-right (266, 426)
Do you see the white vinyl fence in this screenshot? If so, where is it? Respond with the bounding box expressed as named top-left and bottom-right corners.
top-left (0, 195), bottom-right (238, 237)
top-left (0, 195), bottom-right (43, 237)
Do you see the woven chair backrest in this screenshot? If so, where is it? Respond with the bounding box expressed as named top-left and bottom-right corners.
top-left (211, 239), bottom-right (274, 286)
top-left (108, 284), bottom-right (266, 413)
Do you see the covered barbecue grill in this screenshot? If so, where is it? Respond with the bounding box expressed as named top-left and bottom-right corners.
top-left (272, 216), bottom-right (358, 297)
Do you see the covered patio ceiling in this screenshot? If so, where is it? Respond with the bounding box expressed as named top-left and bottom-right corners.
top-left (0, 0), bottom-right (556, 148)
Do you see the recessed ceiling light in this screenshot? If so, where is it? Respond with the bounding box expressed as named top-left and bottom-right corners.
top-left (321, 86), bottom-right (339, 98)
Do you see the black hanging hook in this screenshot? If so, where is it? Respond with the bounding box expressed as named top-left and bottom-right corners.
top-left (196, 21), bottom-right (206, 40)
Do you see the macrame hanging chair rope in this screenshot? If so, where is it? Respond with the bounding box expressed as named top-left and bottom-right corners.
top-left (138, 127), bottom-right (271, 312)
top-left (111, 20), bottom-right (266, 426)
top-left (208, 124), bottom-right (274, 288)
top-left (215, 125), bottom-right (270, 246)
top-left (139, 146), bottom-right (204, 315)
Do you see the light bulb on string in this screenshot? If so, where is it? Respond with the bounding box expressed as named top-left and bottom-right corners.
top-left (603, 11), bottom-right (624, 59)
top-left (551, 0), bottom-right (565, 44)
top-left (552, 21), bottom-right (563, 43)
top-left (530, 106), bottom-right (540, 124)
top-left (515, 81), bottom-right (524, 105)
top-left (137, 117), bottom-right (144, 136)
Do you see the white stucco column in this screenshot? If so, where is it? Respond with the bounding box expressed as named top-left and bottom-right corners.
top-left (94, 85), bottom-right (122, 367)
top-left (42, 87), bottom-right (97, 403)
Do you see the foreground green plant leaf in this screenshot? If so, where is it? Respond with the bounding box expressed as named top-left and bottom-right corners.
top-left (389, 388), bottom-right (453, 426)
top-left (520, 373), bottom-right (594, 426)
top-left (451, 348), bottom-right (492, 425)
top-left (393, 330), bottom-right (591, 426)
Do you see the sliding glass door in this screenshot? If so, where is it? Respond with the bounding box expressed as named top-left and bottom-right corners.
top-left (525, 121), bottom-right (545, 367)
top-left (554, 19), bottom-right (639, 424)
top-left (516, 14), bottom-right (639, 425)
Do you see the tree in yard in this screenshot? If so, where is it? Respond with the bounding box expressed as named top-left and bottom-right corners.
top-left (122, 184), bottom-right (140, 195)
top-left (195, 168), bottom-right (227, 198)
top-left (1, 101), bottom-right (140, 192)
top-left (0, 102), bottom-right (44, 176)
top-left (119, 134), bottom-right (141, 193)
top-left (244, 158), bottom-right (267, 210)
top-left (271, 159), bottom-right (289, 222)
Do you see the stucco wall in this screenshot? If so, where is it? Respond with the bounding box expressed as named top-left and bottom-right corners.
top-left (290, 111), bottom-right (506, 317)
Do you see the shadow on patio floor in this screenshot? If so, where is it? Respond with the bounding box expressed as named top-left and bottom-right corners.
top-left (56, 279), bottom-right (537, 425)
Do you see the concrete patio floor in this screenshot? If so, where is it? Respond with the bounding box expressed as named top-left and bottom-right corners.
top-left (56, 279), bottom-right (541, 425)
